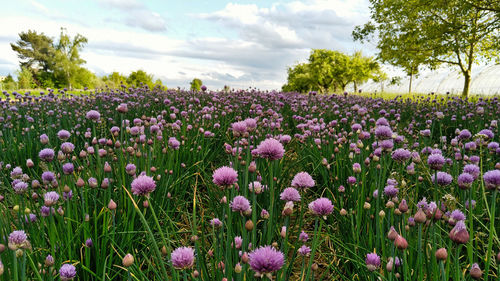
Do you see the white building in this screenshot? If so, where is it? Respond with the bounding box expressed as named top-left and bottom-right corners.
top-left (358, 64), bottom-right (500, 95)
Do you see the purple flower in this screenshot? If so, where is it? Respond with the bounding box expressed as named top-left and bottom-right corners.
top-left (256, 138), bottom-right (285, 160)
top-left (384, 185), bottom-right (399, 198)
top-left (212, 166), bottom-right (238, 187)
top-left (61, 142), bottom-right (75, 154)
top-left (44, 191), bottom-right (60, 206)
top-left (478, 129), bottom-right (494, 139)
top-left (449, 220), bottom-right (469, 244)
top-left (450, 209), bottom-right (466, 222)
top-left (483, 170), bottom-right (500, 190)
top-left (428, 154), bottom-right (445, 170)
top-left (85, 238), bottom-right (93, 247)
top-left (171, 247), bottom-right (195, 270)
top-left (291, 172), bottom-right (315, 189)
top-left (40, 134), bottom-right (49, 144)
top-left (457, 173), bottom-right (474, 189)
top-left (232, 121), bottom-right (247, 135)
top-left (299, 231), bottom-right (309, 242)
top-left (234, 236), bottom-right (243, 249)
top-left (365, 252), bottom-right (381, 271)
top-left (298, 245), bottom-right (311, 256)
top-left (41, 171), bottom-right (56, 183)
top-left (248, 246), bottom-right (285, 277)
top-left (62, 163), bottom-right (74, 174)
top-left (8, 230), bottom-right (29, 250)
top-left (59, 264), bottom-right (77, 280)
top-left (392, 148), bottom-right (411, 162)
top-left (463, 164), bottom-right (480, 179)
top-left (57, 130), bottom-right (71, 140)
top-left (308, 197), bottom-right (334, 217)
top-left (230, 195), bottom-right (251, 214)
top-left (168, 137), bottom-right (180, 149)
top-left (130, 175), bottom-right (156, 196)
top-left (375, 125), bottom-right (393, 140)
top-left (10, 166), bottom-right (23, 178)
top-left (86, 110), bottom-right (100, 121)
top-left (210, 218), bottom-right (222, 227)
top-left (458, 129), bottom-right (471, 140)
top-left (39, 148), bottom-right (55, 162)
top-left (431, 172), bottom-right (453, 186)
top-left (280, 187), bottom-right (301, 202)
top-left (13, 181), bottom-right (28, 194)
top-left (125, 164), bottom-right (136, 175)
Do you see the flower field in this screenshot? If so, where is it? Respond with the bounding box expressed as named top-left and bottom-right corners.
top-left (0, 88), bottom-right (499, 280)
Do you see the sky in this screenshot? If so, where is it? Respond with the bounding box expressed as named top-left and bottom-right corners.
top-left (0, 0), bottom-right (373, 90)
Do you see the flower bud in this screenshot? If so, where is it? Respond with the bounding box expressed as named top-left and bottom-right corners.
top-left (414, 209), bottom-right (427, 223)
top-left (435, 248), bottom-right (448, 261)
top-left (394, 235), bottom-right (408, 250)
top-left (122, 254), bottom-right (134, 267)
top-left (108, 199), bottom-right (117, 210)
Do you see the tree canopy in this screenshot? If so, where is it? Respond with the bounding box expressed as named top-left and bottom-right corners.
top-left (11, 28), bottom-right (92, 89)
top-left (282, 49), bottom-right (383, 94)
top-left (353, 0), bottom-right (500, 96)
top-left (190, 78), bottom-right (203, 91)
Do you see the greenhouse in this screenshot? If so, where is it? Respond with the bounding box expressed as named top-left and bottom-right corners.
top-left (360, 64), bottom-right (500, 95)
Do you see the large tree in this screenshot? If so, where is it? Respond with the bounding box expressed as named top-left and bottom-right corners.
top-left (11, 28), bottom-right (89, 88)
top-left (190, 78), bottom-right (202, 91)
top-left (354, 0), bottom-right (500, 97)
top-left (53, 28), bottom-right (88, 88)
top-left (283, 50), bottom-right (382, 93)
top-left (282, 63), bottom-right (317, 93)
top-left (127, 70), bottom-right (154, 88)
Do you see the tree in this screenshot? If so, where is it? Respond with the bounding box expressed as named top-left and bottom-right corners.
top-left (16, 67), bottom-right (35, 89)
top-left (282, 63), bottom-right (317, 93)
top-left (53, 28), bottom-right (88, 88)
top-left (102, 72), bottom-right (128, 88)
top-left (354, 0), bottom-right (500, 97)
top-left (283, 50), bottom-right (383, 93)
top-left (190, 78), bottom-right (202, 91)
top-left (11, 28), bottom-right (89, 89)
top-left (10, 30), bottom-right (55, 73)
top-left (127, 70), bottom-right (154, 87)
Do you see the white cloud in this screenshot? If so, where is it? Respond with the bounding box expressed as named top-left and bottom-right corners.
top-left (1, 0), bottom-right (373, 90)
top-left (98, 0), bottom-right (167, 32)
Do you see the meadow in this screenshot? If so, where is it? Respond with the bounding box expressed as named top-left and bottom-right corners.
top-left (0, 87), bottom-right (499, 280)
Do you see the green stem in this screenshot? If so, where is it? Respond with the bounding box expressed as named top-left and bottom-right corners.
top-left (305, 217), bottom-right (323, 281)
top-left (484, 189), bottom-right (497, 279)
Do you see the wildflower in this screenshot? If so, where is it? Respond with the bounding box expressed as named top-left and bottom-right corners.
top-left (44, 191), bottom-right (60, 206)
top-left (298, 245), bottom-right (311, 256)
top-left (431, 172), bottom-right (453, 186)
top-left (449, 220), bottom-right (469, 244)
top-left (86, 110), bottom-right (100, 121)
top-left (256, 138), bottom-right (285, 160)
top-left (230, 195), bottom-right (251, 215)
top-left (213, 166), bottom-right (238, 187)
top-left (291, 172), bottom-right (315, 189)
top-left (39, 148), bottom-right (55, 162)
top-left (392, 148), bottom-right (411, 162)
top-left (8, 230), bottom-right (30, 250)
top-left (308, 197), bottom-right (334, 218)
top-left (248, 246), bottom-right (284, 278)
top-left (428, 154), bottom-right (445, 170)
top-left (365, 252), bottom-right (381, 271)
top-left (483, 170), bottom-right (500, 190)
top-left (130, 175), bottom-right (156, 196)
top-left (280, 187), bottom-right (301, 202)
top-left (59, 264), bottom-right (77, 281)
top-left (469, 263), bottom-right (482, 280)
top-left (171, 247), bottom-right (195, 270)
top-left (210, 218), bottom-right (222, 228)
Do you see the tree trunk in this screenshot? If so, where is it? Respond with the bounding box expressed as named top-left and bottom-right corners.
top-left (408, 69), bottom-right (413, 94)
top-left (462, 69), bottom-right (471, 98)
top-left (354, 81), bottom-right (358, 93)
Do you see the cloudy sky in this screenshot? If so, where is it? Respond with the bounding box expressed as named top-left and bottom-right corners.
top-left (0, 0), bottom-right (372, 90)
